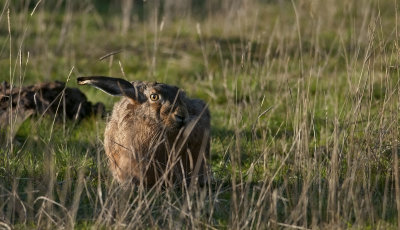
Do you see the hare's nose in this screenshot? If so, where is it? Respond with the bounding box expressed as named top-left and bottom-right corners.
top-left (175, 115), bottom-right (185, 124)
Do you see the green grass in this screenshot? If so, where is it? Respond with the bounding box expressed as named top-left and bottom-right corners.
top-left (1, 0), bottom-right (400, 229)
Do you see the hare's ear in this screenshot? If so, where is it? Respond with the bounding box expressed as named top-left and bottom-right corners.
top-left (78, 76), bottom-right (138, 100)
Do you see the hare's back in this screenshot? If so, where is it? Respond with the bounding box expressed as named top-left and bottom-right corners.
top-left (108, 98), bottom-right (136, 123)
top-left (187, 98), bottom-right (209, 117)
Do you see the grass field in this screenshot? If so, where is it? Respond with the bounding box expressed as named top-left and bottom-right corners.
top-left (1, 0), bottom-right (400, 229)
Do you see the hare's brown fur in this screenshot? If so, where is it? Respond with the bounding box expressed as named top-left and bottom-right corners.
top-left (101, 81), bottom-right (210, 186)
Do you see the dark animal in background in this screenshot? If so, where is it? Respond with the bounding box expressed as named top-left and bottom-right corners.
top-left (0, 81), bottom-right (104, 144)
top-left (78, 76), bottom-right (211, 187)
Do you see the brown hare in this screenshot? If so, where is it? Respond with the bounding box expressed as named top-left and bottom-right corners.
top-left (77, 76), bottom-right (210, 187)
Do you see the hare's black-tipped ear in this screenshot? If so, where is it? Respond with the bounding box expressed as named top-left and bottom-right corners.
top-left (78, 76), bottom-right (138, 99)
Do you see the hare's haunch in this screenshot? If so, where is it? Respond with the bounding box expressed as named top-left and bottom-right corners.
top-left (78, 76), bottom-right (210, 186)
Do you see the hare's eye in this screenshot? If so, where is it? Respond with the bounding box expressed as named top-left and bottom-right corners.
top-left (150, 94), bottom-right (159, 101)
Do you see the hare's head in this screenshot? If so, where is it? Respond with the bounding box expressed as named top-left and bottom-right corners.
top-left (77, 76), bottom-right (189, 130)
